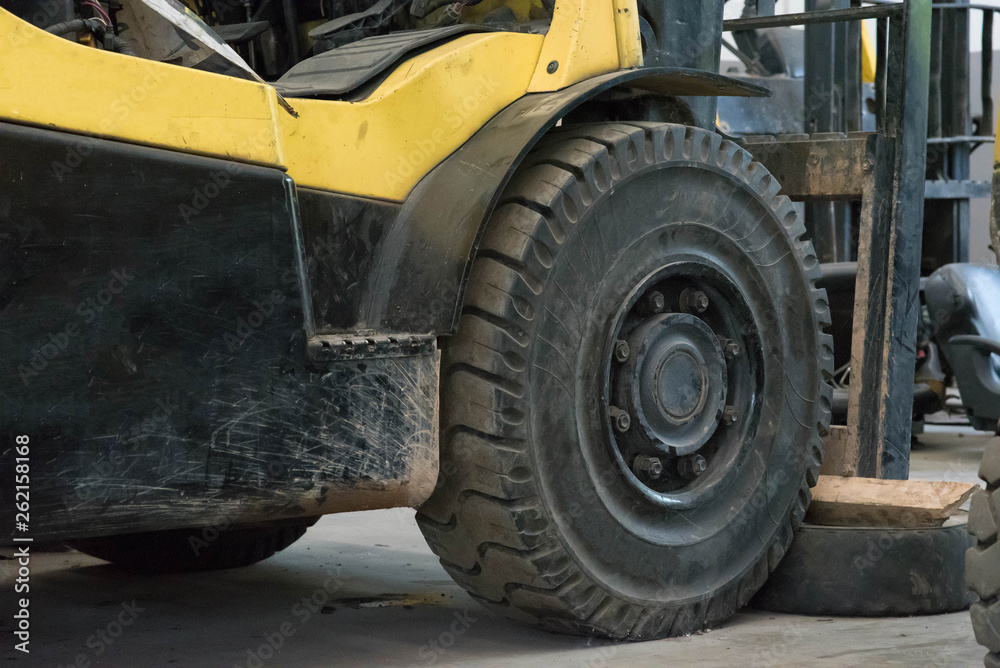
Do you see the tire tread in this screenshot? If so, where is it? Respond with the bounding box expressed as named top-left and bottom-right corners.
top-left (968, 436), bottom-right (1000, 665)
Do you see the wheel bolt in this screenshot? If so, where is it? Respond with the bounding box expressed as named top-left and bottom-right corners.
top-left (613, 339), bottom-right (630, 362)
top-left (678, 454), bottom-right (708, 480)
top-left (643, 290), bottom-right (666, 315)
top-left (684, 290), bottom-right (709, 314)
top-left (632, 454), bottom-right (664, 480)
top-left (722, 406), bottom-right (739, 426)
top-left (724, 340), bottom-right (741, 360)
top-left (609, 406), bottom-right (631, 433)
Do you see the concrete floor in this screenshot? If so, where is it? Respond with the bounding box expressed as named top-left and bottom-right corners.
top-left (1, 426), bottom-right (993, 668)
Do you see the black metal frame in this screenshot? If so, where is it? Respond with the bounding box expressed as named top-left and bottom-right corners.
top-left (921, 1), bottom-right (997, 269)
top-left (727, 0), bottom-right (932, 479)
top-left (732, 1), bottom-right (995, 270)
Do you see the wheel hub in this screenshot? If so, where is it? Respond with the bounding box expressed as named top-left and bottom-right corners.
top-left (603, 262), bottom-right (760, 504)
top-left (615, 313), bottom-right (727, 456)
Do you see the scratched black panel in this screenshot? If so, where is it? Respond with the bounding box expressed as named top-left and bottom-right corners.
top-left (296, 188), bottom-right (399, 332)
top-left (0, 123), bottom-right (437, 542)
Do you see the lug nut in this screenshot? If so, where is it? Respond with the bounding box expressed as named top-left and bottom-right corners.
top-left (613, 339), bottom-right (630, 363)
top-left (632, 454), bottom-right (664, 480)
top-left (643, 290), bottom-right (666, 315)
top-left (722, 406), bottom-right (739, 426)
top-left (609, 406), bottom-right (631, 433)
top-left (678, 454), bottom-right (708, 480)
top-left (683, 289), bottom-right (709, 314)
top-left (724, 340), bottom-right (741, 360)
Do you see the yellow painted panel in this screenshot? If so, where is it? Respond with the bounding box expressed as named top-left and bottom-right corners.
top-left (527, 0), bottom-right (623, 92)
top-left (995, 121), bottom-right (1000, 164)
top-left (0, 8), bottom-right (284, 167)
top-left (0, 9), bottom-right (548, 200)
top-left (861, 23), bottom-right (876, 84)
top-left (0, 10), bottom-right (542, 200)
top-left (280, 33), bottom-right (543, 200)
top-left (613, 0), bottom-right (643, 69)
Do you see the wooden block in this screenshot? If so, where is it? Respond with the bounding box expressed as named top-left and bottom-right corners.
top-left (820, 425), bottom-right (855, 477)
top-left (805, 475), bottom-right (979, 528)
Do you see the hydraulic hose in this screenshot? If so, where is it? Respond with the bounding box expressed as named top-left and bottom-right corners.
top-left (411, 0), bottom-right (483, 19)
top-left (46, 18), bottom-right (136, 57)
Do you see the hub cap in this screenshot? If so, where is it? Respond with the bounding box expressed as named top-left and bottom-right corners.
top-left (603, 262), bottom-right (760, 506)
top-left (615, 313), bottom-right (727, 456)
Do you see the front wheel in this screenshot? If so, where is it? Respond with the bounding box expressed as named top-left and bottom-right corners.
top-left (417, 122), bottom-right (832, 639)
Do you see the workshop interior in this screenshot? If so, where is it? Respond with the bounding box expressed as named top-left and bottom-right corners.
top-left (2, 0), bottom-right (1000, 665)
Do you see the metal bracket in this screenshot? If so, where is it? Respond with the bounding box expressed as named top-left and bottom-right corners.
top-left (307, 333), bottom-right (436, 362)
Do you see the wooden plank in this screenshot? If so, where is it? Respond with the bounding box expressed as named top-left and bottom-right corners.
top-left (846, 0), bottom-right (932, 480)
top-left (820, 425), bottom-right (854, 476)
top-left (742, 134), bottom-right (872, 200)
top-left (805, 475), bottom-right (978, 527)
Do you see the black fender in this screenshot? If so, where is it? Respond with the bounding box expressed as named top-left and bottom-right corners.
top-left (361, 67), bottom-right (770, 335)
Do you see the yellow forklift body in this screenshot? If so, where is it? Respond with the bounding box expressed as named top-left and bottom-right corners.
top-left (0, 8), bottom-right (285, 167)
top-left (0, 0), bottom-right (640, 201)
top-left (277, 32), bottom-right (543, 200)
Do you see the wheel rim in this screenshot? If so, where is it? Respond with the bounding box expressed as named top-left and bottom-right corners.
top-left (603, 261), bottom-right (762, 509)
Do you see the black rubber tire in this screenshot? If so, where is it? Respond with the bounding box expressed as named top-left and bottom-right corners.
top-left (967, 436), bottom-right (1000, 666)
top-left (753, 515), bottom-right (973, 616)
top-left (68, 517), bottom-right (317, 573)
top-left (417, 122), bottom-right (833, 639)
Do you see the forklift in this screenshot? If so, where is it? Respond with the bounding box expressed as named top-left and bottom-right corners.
top-left (0, 0), bottom-right (834, 639)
